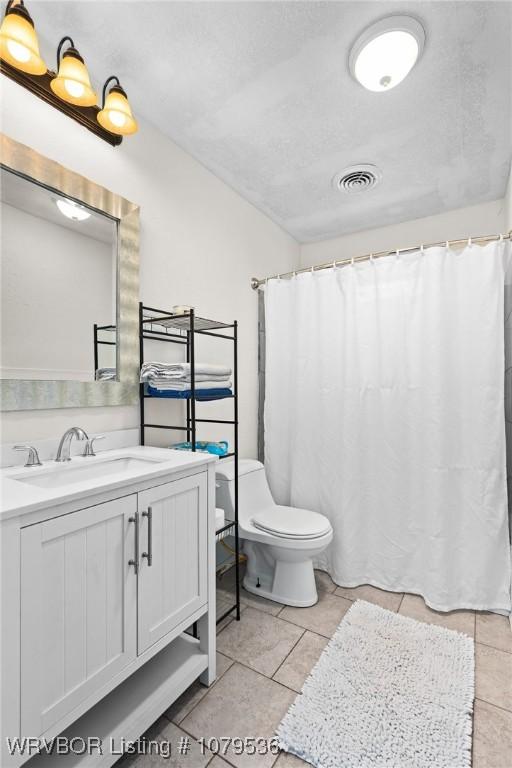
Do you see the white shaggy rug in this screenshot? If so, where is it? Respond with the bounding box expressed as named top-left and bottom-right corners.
top-left (277, 600), bottom-right (474, 768)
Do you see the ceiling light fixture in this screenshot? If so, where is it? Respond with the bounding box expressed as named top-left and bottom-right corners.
top-left (98, 76), bottom-right (138, 136)
top-left (0, 0), bottom-right (46, 75)
top-left (55, 198), bottom-right (91, 221)
top-left (50, 36), bottom-right (97, 107)
top-left (349, 15), bottom-right (425, 92)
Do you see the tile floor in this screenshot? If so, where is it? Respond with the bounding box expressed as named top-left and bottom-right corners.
top-left (119, 568), bottom-right (512, 768)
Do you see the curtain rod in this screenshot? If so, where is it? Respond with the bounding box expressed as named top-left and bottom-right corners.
top-left (250, 229), bottom-right (512, 290)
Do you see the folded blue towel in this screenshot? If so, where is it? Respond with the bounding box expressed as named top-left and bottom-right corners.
top-left (147, 385), bottom-right (232, 401)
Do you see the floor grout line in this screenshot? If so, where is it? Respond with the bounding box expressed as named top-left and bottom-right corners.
top-left (216, 657), bottom-right (308, 695)
top-left (164, 653), bottom-right (236, 727)
top-left (474, 696), bottom-right (512, 715)
top-left (173, 660), bottom-right (305, 767)
top-left (271, 627), bottom-right (307, 681)
top-left (474, 638), bottom-right (512, 655)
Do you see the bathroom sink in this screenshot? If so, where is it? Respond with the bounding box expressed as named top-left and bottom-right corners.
top-left (14, 456), bottom-right (162, 489)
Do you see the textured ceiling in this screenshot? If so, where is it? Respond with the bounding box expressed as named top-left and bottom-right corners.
top-left (32, 1), bottom-right (512, 242)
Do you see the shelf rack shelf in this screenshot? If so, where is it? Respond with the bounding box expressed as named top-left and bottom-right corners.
top-left (139, 303), bottom-right (240, 626)
top-left (93, 323), bottom-right (116, 374)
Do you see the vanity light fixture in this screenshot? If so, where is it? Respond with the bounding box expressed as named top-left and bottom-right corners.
top-left (349, 16), bottom-right (425, 92)
top-left (50, 37), bottom-right (97, 106)
top-left (55, 198), bottom-right (91, 222)
top-left (0, 0), bottom-right (46, 75)
top-left (97, 76), bottom-right (138, 136)
top-left (0, 3), bottom-right (137, 145)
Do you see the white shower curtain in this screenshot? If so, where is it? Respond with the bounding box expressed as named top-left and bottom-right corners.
top-left (264, 241), bottom-right (511, 612)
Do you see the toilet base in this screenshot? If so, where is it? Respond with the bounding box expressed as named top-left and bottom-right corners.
top-left (243, 573), bottom-right (318, 607)
top-left (243, 540), bottom-right (320, 607)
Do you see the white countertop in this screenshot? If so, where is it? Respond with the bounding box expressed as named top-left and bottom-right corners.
top-left (0, 446), bottom-right (216, 521)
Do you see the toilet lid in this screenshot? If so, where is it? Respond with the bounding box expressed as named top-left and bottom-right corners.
top-left (252, 506), bottom-right (331, 539)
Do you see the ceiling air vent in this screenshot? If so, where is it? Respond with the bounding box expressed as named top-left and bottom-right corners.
top-left (333, 164), bottom-right (382, 194)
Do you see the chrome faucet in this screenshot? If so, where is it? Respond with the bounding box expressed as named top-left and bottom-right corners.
top-left (55, 427), bottom-right (89, 463)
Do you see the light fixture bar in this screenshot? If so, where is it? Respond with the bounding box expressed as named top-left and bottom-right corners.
top-left (0, 0), bottom-right (137, 145)
top-left (0, 59), bottom-right (122, 146)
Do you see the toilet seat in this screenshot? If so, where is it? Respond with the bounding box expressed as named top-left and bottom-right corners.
top-left (252, 505), bottom-right (331, 540)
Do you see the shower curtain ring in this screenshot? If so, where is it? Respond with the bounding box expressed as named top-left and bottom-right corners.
top-left (468, 237), bottom-right (472, 247)
top-left (351, 257), bottom-right (355, 267)
top-left (395, 249), bottom-right (400, 260)
top-left (445, 240), bottom-right (450, 250)
top-left (420, 244), bottom-right (425, 255)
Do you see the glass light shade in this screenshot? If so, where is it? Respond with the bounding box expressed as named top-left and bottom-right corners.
top-left (349, 16), bottom-right (425, 93)
top-left (50, 51), bottom-right (97, 106)
top-left (98, 86), bottom-right (138, 135)
top-left (355, 31), bottom-right (419, 92)
top-left (0, 7), bottom-right (46, 75)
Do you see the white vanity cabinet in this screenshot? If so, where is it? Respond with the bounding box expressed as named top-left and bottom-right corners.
top-left (1, 449), bottom-right (217, 768)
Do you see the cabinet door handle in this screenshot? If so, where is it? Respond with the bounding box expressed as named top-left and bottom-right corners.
top-left (142, 507), bottom-right (153, 567)
top-left (128, 512), bottom-right (139, 574)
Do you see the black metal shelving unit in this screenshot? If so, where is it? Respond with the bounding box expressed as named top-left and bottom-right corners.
top-left (138, 303), bottom-right (241, 625)
top-left (93, 323), bottom-right (116, 373)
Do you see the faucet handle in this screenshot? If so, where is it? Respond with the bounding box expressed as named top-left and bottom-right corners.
top-left (82, 435), bottom-right (105, 457)
top-left (13, 445), bottom-right (42, 467)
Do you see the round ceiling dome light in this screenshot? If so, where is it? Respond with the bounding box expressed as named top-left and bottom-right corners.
top-left (349, 15), bottom-right (425, 92)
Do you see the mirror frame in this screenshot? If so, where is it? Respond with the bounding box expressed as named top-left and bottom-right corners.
top-left (0, 134), bottom-right (140, 411)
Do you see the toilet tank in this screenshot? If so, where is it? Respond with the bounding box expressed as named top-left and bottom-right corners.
top-left (216, 459), bottom-right (274, 523)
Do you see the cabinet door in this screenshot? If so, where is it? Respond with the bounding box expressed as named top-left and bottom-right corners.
top-left (138, 473), bottom-right (208, 655)
top-left (20, 495), bottom-right (137, 737)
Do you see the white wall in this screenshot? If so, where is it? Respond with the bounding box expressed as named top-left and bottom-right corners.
top-left (0, 77), bottom-right (298, 457)
top-left (299, 199), bottom-right (507, 268)
top-left (505, 162), bottom-right (512, 231)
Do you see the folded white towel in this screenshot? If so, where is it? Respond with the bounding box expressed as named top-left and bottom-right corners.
top-left (147, 372), bottom-right (229, 382)
top-left (141, 362), bottom-right (231, 380)
top-left (147, 379), bottom-right (231, 391)
top-left (96, 367), bottom-right (116, 381)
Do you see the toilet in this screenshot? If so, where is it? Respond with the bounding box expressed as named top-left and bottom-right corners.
top-left (216, 459), bottom-right (333, 607)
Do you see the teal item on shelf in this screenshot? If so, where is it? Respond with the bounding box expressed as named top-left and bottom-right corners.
top-left (172, 440), bottom-right (229, 456)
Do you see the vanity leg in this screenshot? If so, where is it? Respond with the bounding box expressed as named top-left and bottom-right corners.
top-left (199, 463), bottom-right (217, 686)
top-left (198, 609), bottom-right (216, 686)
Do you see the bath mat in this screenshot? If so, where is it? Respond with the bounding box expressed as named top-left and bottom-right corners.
top-left (277, 600), bottom-right (474, 768)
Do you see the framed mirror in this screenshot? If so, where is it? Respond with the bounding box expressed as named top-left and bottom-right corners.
top-left (0, 134), bottom-right (140, 411)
